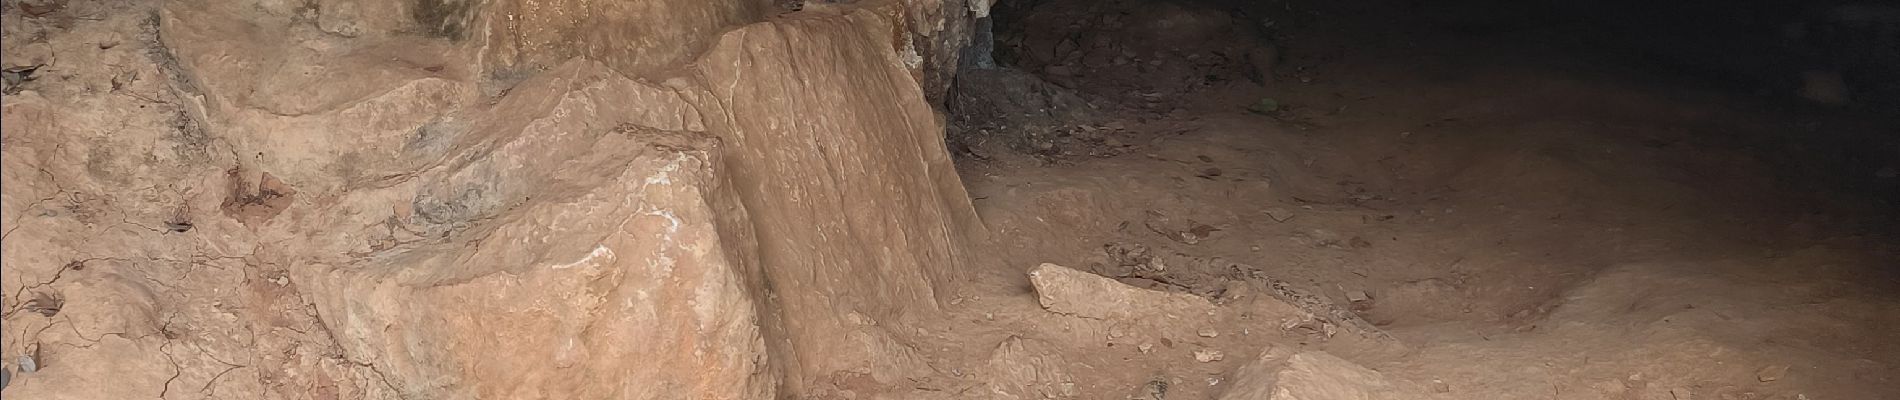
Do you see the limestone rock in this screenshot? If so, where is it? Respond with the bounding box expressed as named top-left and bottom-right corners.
top-left (293, 61), bottom-right (774, 399)
top-left (683, 10), bottom-right (985, 388)
top-left (1028, 263), bottom-right (1218, 320)
top-left (13, 0), bottom-right (990, 398)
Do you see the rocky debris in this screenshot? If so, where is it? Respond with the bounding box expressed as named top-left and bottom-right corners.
top-left (987, 336), bottom-right (1080, 399)
top-left (946, 66), bottom-right (1111, 159)
top-left (1134, 378), bottom-right (1170, 399)
top-left (1256, 278), bottom-right (1399, 346)
top-left (1098, 243), bottom-right (1398, 346)
top-left (1344, 290), bottom-right (1373, 312)
top-left (1196, 349), bottom-right (1227, 363)
top-left (1145, 211), bottom-right (1222, 245)
top-left (1105, 241), bottom-right (1158, 270)
top-left (1218, 350), bottom-right (1419, 400)
top-left (1030, 261), bottom-right (1401, 358)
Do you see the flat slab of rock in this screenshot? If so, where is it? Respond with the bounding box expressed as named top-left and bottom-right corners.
top-left (1029, 263), bottom-right (1218, 320)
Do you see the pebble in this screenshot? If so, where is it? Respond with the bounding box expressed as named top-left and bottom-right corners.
top-left (1670, 387), bottom-right (1692, 400)
top-left (1197, 328), bottom-right (1219, 338)
top-left (1430, 379), bottom-right (1451, 393)
top-left (1138, 379), bottom-right (1168, 400)
top-left (1138, 343), bottom-right (1155, 354)
top-left (17, 355), bottom-right (36, 373)
top-left (1346, 290), bottom-right (1371, 303)
top-left (1757, 365), bottom-right (1789, 382)
top-left (1193, 349), bottom-right (1223, 362)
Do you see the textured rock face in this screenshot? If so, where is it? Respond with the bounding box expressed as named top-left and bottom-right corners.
top-left (479, 0), bottom-right (771, 78)
top-left (285, 61), bottom-right (775, 400)
top-left (3, 0), bottom-right (986, 397)
top-left (678, 10), bottom-right (990, 386)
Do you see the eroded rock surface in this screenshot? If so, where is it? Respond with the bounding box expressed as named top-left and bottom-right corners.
top-left (3, 0), bottom-right (990, 397)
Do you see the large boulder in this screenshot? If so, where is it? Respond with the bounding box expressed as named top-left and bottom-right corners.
top-left (4, 0), bottom-right (991, 397)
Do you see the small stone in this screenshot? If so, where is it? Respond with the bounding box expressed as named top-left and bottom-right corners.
top-left (1430, 379), bottom-right (1451, 393)
top-left (1193, 349), bottom-right (1224, 362)
top-left (1139, 343), bottom-right (1155, 354)
top-left (1138, 379), bottom-right (1168, 400)
top-left (270, 276), bottom-right (290, 286)
top-left (1670, 387), bottom-right (1692, 400)
top-left (1197, 328), bottom-right (1219, 338)
top-left (1345, 290), bottom-right (1371, 303)
top-left (1756, 365), bottom-right (1788, 382)
top-left (17, 355), bottom-right (37, 373)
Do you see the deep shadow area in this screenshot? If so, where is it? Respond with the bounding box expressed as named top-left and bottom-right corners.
top-left (942, 0), bottom-right (1900, 398)
top-left (962, 0), bottom-right (1900, 224)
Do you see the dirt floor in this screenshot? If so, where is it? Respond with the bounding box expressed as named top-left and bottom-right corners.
top-left (922, 0), bottom-right (1900, 399)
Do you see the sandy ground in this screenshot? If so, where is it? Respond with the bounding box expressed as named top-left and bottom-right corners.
top-left (925, 0), bottom-right (1900, 398)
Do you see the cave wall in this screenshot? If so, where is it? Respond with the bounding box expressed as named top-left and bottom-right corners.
top-left (0, 0), bottom-right (989, 397)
